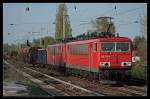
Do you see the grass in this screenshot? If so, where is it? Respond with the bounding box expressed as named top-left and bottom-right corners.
top-left (3, 65), bottom-right (50, 97)
top-left (131, 61), bottom-right (147, 80)
top-left (16, 79), bottom-right (50, 96)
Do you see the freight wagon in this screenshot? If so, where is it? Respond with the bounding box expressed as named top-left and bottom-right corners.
top-left (28, 47), bottom-right (41, 65)
top-left (37, 49), bottom-right (47, 65)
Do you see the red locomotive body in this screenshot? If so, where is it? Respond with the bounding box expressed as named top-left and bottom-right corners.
top-left (66, 39), bottom-right (99, 72)
top-left (47, 36), bottom-right (132, 80)
top-left (66, 37), bottom-right (132, 72)
top-left (99, 37), bottom-right (132, 69)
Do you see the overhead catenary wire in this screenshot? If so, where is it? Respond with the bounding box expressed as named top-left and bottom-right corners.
top-left (117, 21), bottom-right (139, 27)
top-left (111, 6), bottom-right (145, 17)
top-left (78, 5), bottom-right (144, 27)
top-left (78, 5), bottom-right (144, 29)
top-left (94, 5), bottom-right (145, 22)
top-left (8, 22), bottom-right (52, 26)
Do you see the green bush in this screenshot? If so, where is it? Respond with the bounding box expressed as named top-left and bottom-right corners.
top-left (131, 61), bottom-right (147, 80)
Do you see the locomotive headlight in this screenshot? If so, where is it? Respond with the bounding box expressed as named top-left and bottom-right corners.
top-left (121, 62), bottom-right (131, 66)
top-left (100, 62), bottom-right (110, 67)
top-left (124, 63), bottom-right (127, 66)
top-left (100, 62), bottom-right (105, 66)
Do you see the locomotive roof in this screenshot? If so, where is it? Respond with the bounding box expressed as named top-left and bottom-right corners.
top-left (66, 37), bottom-right (131, 45)
top-left (47, 37), bottom-right (131, 47)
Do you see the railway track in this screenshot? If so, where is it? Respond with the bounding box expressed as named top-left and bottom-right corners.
top-left (4, 59), bottom-right (147, 96)
top-left (55, 75), bottom-right (147, 96)
top-left (3, 60), bottom-right (104, 96)
top-left (24, 65), bottom-right (147, 96)
top-left (22, 66), bottom-right (104, 96)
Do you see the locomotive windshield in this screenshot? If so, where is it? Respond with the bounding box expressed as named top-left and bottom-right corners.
top-left (101, 43), bottom-right (115, 51)
top-left (116, 42), bottom-right (129, 51)
top-left (101, 42), bottom-right (129, 52)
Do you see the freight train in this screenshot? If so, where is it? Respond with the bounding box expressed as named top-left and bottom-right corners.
top-left (20, 32), bottom-right (132, 81)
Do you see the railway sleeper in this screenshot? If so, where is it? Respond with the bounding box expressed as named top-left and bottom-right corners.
top-left (66, 68), bottom-right (99, 81)
top-left (45, 64), bottom-right (132, 84)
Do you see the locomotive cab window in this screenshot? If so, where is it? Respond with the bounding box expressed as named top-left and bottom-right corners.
top-left (101, 42), bottom-right (130, 52)
top-left (101, 42), bottom-right (115, 52)
top-left (116, 42), bottom-right (129, 52)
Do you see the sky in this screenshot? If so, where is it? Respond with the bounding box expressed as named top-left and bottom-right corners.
top-left (3, 3), bottom-right (147, 44)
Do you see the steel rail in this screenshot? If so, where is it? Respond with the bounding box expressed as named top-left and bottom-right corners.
top-left (23, 66), bottom-right (104, 96)
top-left (3, 60), bottom-right (104, 96)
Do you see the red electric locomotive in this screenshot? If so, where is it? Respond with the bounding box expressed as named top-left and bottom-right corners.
top-left (47, 35), bottom-right (132, 81)
top-left (66, 37), bottom-right (132, 81)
